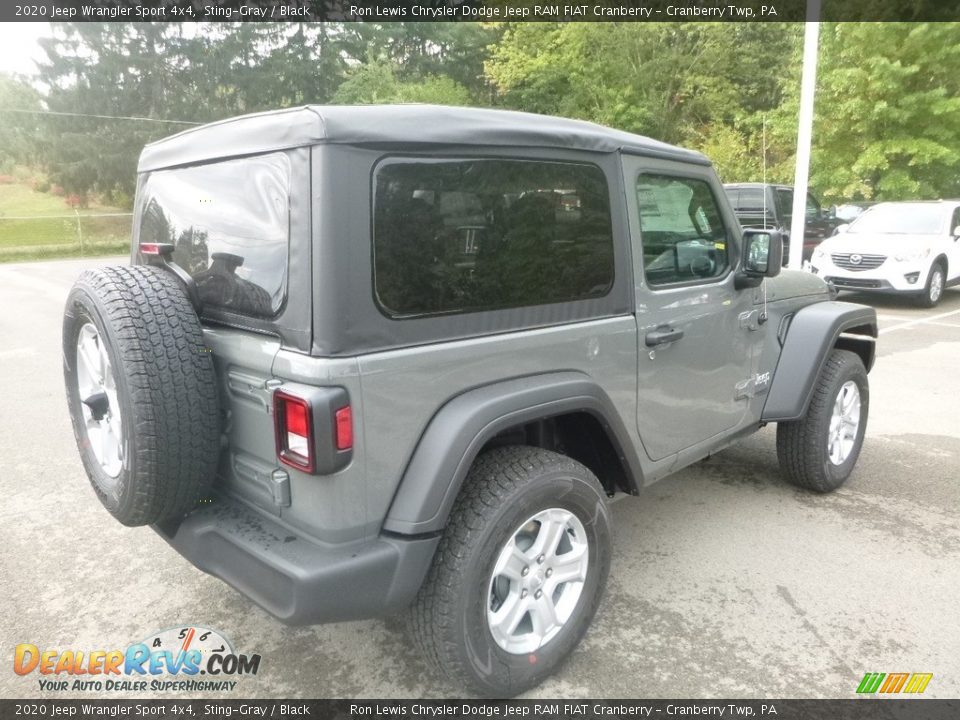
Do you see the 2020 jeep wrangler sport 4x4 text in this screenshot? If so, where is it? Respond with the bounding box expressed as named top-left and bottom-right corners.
top-left (63, 105), bottom-right (877, 696)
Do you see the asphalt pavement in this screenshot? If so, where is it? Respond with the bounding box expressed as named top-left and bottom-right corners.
top-left (1, 256), bottom-right (958, 699)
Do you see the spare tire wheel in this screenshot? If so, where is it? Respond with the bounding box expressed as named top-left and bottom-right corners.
top-left (62, 265), bottom-right (221, 526)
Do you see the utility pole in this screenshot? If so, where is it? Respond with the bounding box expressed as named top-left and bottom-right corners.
top-left (789, 1), bottom-right (821, 269)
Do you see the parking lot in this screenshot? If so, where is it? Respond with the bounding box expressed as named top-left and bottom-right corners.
top-left (1, 256), bottom-right (958, 699)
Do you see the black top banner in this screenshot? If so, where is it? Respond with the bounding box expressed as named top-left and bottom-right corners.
top-left (2, 0), bottom-right (959, 23)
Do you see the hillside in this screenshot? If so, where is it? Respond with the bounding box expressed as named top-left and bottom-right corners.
top-left (0, 179), bottom-right (131, 262)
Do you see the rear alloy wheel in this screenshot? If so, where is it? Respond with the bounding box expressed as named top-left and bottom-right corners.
top-left (409, 446), bottom-right (611, 697)
top-left (487, 507), bottom-right (590, 655)
top-left (917, 263), bottom-right (945, 308)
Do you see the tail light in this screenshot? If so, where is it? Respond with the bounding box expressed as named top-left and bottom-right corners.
top-left (335, 406), bottom-right (353, 451)
top-left (274, 391), bottom-right (315, 472)
top-left (139, 242), bottom-right (175, 257)
top-left (273, 386), bottom-right (353, 475)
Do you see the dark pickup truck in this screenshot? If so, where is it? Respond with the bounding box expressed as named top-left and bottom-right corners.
top-left (724, 183), bottom-right (843, 263)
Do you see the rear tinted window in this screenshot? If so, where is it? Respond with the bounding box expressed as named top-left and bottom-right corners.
top-left (731, 188), bottom-right (764, 211)
top-left (373, 159), bottom-right (614, 318)
top-left (138, 153), bottom-right (290, 317)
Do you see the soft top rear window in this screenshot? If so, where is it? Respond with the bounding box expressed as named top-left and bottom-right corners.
top-left (138, 153), bottom-right (291, 317)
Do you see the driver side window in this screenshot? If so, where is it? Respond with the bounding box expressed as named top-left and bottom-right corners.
top-left (636, 174), bottom-right (730, 286)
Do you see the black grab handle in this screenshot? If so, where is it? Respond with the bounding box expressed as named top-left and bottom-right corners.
top-left (645, 326), bottom-right (684, 347)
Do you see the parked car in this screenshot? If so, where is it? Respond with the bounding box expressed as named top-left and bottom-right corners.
top-left (62, 105), bottom-right (877, 696)
top-left (724, 182), bottom-right (844, 263)
top-left (833, 201), bottom-right (879, 224)
top-left (810, 200), bottom-right (960, 307)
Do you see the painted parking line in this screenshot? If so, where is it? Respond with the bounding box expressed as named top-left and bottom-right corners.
top-left (922, 321), bottom-right (960, 329)
top-left (0, 347), bottom-right (38, 360)
top-left (878, 306), bottom-right (960, 335)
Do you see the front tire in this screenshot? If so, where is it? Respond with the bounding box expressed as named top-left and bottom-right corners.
top-left (409, 446), bottom-right (611, 697)
top-left (917, 262), bottom-right (945, 308)
top-left (776, 349), bottom-right (868, 492)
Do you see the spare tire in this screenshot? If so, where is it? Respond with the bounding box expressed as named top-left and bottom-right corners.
top-left (62, 265), bottom-right (221, 526)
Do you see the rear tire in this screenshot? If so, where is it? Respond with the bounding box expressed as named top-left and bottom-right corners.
top-left (409, 446), bottom-right (611, 697)
top-left (63, 265), bottom-right (221, 526)
top-left (776, 349), bottom-right (868, 493)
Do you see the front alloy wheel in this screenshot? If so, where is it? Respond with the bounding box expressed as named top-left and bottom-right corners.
top-left (827, 381), bottom-right (861, 466)
top-left (919, 264), bottom-right (945, 307)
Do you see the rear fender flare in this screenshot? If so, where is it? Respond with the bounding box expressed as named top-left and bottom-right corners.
top-left (382, 372), bottom-right (640, 535)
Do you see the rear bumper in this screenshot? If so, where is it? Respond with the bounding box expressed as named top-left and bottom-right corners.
top-left (154, 495), bottom-right (440, 625)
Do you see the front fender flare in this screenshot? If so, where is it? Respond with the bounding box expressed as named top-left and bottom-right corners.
top-left (762, 301), bottom-right (877, 422)
top-left (382, 371), bottom-right (640, 535)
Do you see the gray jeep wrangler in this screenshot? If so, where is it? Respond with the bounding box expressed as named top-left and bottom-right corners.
top-left (62, 105), bottom-right (877, 696)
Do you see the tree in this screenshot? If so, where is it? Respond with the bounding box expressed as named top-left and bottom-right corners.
top-left (35, 24), bottom-right (205, 203)
top-left (29, 23), bottom-right (491, 202)
top-left (0, 74), bottom-right (43, 169)
top-left (774, 22), bottom-right (960, 202)
top-left (332, 61), bottom-right (471, 106)
top-left (485, 22), bottom-right (798, 153)
top-left (353, 23), bottom-right (499, 98)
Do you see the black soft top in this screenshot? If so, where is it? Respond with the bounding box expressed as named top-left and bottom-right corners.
top-left (138, 104), bottom-right (711, 172)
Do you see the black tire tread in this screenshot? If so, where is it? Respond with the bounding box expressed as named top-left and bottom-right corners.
top-left (66, 265), bottom-right (220, 526)
top-left (776, 348), bottom-right (866, 492)
top-left (916, 261), bottom-right (945, 308)
top-left (409, 446), bottom-right (600, 693)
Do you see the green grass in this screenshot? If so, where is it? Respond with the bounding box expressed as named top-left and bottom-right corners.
top-left (0, 181), bottom-right (132, 262)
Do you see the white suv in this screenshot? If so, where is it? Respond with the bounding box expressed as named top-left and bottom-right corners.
top-left (810, 200), bottom-right (960, 307)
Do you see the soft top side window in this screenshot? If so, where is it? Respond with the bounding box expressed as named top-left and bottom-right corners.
top-left (635, 173), bottom-right (731, 287)
top-left (372, 158), bottom-right (615, 318)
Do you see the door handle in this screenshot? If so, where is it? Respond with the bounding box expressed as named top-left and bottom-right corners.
top-left (645, 326), bottom-right (684, 347)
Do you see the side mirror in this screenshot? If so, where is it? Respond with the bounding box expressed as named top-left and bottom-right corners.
top-left (953, 225), bottom-right (960, 237)
top-left (736, 229), bottom-right (782, 288)
top-left (832, 223), bottom-right (850, 236)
